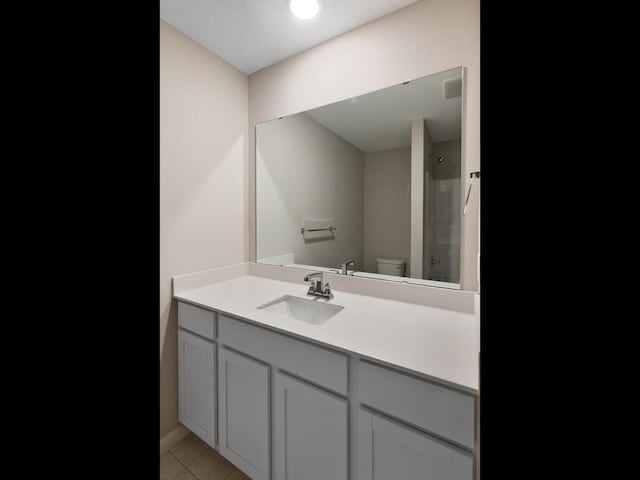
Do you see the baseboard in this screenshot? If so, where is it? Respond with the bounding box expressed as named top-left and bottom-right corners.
top-left (160, 424), bottom-right (191, 454)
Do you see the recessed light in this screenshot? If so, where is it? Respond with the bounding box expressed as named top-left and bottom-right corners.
top-left (290, 0), bottom-right (319, 20)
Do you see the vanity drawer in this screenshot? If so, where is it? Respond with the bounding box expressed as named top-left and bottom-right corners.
top-left (218, 314), bottom-right (348, 395)
top-left (358, 360), bottom-right (475, 449)
top-left (178, 302), bottom-right (216, 340)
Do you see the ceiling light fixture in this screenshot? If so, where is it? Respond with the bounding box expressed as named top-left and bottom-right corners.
top-left (290, 0), bottom-right (319, 20)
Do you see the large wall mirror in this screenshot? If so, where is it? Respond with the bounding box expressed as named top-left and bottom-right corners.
top-left (256, 66), bottom-right (464, 289)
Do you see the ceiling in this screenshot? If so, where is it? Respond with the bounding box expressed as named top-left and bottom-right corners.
top-left (160, 0), bottom-right (420, 74)
top-left (304, 67), bottom-right (462, 152)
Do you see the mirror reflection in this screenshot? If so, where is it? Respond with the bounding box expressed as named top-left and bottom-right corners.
top-left (256, 67), bottom-right (463, 288)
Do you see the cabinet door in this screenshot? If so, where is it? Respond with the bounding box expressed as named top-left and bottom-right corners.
top-left (178, 329), bottom-right (216, 448)
top-left (358, 409), bottom-right (473, 480)
top-left (219, 347), bottom-right (270, 480)
top-left (274, 372), bottom-right (348, 480)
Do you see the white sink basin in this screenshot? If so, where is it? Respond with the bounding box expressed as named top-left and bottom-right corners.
top-left (256, 295), bottom-right (344, 325)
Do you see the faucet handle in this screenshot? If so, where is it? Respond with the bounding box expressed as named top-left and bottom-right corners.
top-left (323, 282), bottom-right (332, 295)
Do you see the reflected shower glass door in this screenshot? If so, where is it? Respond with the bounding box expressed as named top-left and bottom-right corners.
top-left (424, 146), bottom-right (461, 283)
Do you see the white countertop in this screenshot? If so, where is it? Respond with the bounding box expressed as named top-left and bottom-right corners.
top-left (174, 275), bottom-right (479, 393)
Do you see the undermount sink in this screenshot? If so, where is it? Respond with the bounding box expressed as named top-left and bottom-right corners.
top-left (256, 295), bottom-right (344, 325)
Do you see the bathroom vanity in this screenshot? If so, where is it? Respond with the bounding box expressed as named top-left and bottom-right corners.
top-left (174, 267), bottom-right (479, 480)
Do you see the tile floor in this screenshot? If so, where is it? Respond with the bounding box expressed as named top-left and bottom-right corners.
top-left (161, 433), bottom-right (250, 480)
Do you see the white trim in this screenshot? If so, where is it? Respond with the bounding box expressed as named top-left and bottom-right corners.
top-left (474, 293), bottom-right (480, 353)
top-left (352, 271), bottom-right (461, 290)
top-left (284, 263), bottom-right (343, 274)
top-left (160, 424), bottom-right (191, 454)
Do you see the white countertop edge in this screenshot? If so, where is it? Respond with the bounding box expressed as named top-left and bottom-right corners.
top-left (173, 263), bottom-right (249, 294)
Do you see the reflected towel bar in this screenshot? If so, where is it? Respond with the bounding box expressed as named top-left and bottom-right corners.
top-left (300, 226), bottom-right (336, 234)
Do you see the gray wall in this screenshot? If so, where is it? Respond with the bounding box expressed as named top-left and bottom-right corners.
top-left (363, 147), bottom-right (411, 274)
top-left (257, 113), bottom-right (364, 270)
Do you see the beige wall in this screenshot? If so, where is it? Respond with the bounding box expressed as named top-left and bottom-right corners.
top-left (248, 0), bottom-right (480, 290)
top-left (363, 147), bottom-right (411, 274)
top-left (257, 113), bottom-right (364, 269)
top-left (160, 21), bottom-right (248, 438)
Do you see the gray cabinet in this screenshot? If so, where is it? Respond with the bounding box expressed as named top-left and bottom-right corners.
top-left (218, 314), bottom-right (348, 395)
top-left (358, 409), bottom-right (473, 480)
top-left (358, 360), bottom-right (475, 449)
top-left (178, 329), bottom-right (216, 448)
top-left (178, 302), bottom-right (216, 340)
top-left (177, 305), bottom-right (478, 480)
top-left (274, 372), bottom-right (348, 480)
top-left (218, 347), bottom-right (270, 480)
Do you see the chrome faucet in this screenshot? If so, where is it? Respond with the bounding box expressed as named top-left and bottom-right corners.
top-left (304, 271), bottom-right (332, 298)
top-left (341, 259), bottom-right (355, 275)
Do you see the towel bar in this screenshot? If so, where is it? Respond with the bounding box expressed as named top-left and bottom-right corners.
top-left (300, 226), bottom-right (336, 234)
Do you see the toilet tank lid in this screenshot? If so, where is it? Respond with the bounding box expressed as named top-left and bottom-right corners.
top-left (376, 257), bottom-right (405, 265)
